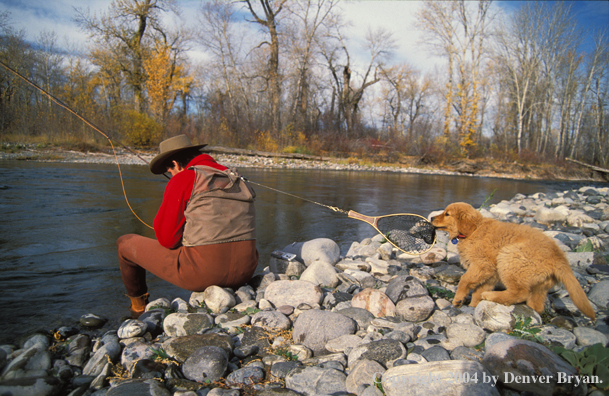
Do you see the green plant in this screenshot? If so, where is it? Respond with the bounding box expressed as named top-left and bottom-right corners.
top-left (150, 347), bottom-right (171, 362)
top-left (426, 285), bottom-right (455, 300)
top-left (373, 373), bottom-right (385, 394)
top-left (552, 343), bottom-right (609, 391)
top-left (244, 307), bottom-right (261, 315)
top-left (479, 188), bottom-right (497, 209)
top-left (576, 240), bottom-right (594, 253)
top-left (274, 347), bottom-right (298, 361)
top-left (508, 314), bottom-right (542, 343)
top-left (148, 305), bottom-right (176, 316)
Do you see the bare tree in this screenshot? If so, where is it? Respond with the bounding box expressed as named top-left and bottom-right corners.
top-left (320, 24), bottom-right (396, 137)
top-left (284, 0), bottom-right (338, 132)
top-left (243, 0), bottom-right (287, 134)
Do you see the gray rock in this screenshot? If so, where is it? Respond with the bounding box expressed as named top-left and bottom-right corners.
top-left (292, 310), bottom-right (357, 356)
top-left (283, 238), bottom-right (341, 266)
top-left (336, 307), bottom-right (375, 330)
top-left (474, 301), bottom-right (541, 332)
top-left (434, 265), bottom-right (466, 284)
top-left (182, 346), bottom-right (228, 382)
top-left (162, 333), bottom-right (233, 363)
top-left (83, 340), bottom-right (121, 377)
top-left (539, 326), bottom-right (577, 349)
top-left (162, 313), bottom-right (214, 337)
top-left (204, 286), bottom-right (236, 314)
top-left (251, 311), bottom-right (291, 332)
top-left (270, 361), bottom-right (302, 379)
top-left (446, 323), bottom-right (486, 348)
top-left (588, 280), bottom-right (609, 309)
top-left (483, 339), bottom-right (585, 396)
top-left (420, 346), bottom-right (451, 361)
top-left (105, 378), bottom-right (171, 396)
top-left (343, 269), bottom-right (377, 289)
top-left (385, 275), bottom-right (429, 304)
top-left (348, 339), bottom-right (407, 368)
top-left (264, 280), bottom-right (323, 308)
top-left (299, 261), bottom-right (339, 288)
top-left (565, 252), bottom-right (596, 269)
top-left (0, 377), bottom-right (63, 396)
top-left (226, 366), bottom-right (265, 386)
top-left (117, 319), bottom-right (148, 339)
top-left (535, 207), bottom-right (567, 224)
top-left (449, 346), bottom-right (484, 362)
top-left (325, 334), bottom-right (362, 353)
top-left (285, 366), bottom-right (347, 396)
top-left (484, 332), bottom-right (517, 350)
top-left (120, 341), bottom-right (155, 371)
top-left (65, 334), bottom-right (91, 368)
top-left (573, 327), bottom-right (609, 347)
top-left (79, 313), bottom-right (107, 328)
top-left (395, 295), bottom-right (435, 322)
top-left (382, 361), bottom-right (500, 396)
top-left (346, 359), bottom-right (386, 394)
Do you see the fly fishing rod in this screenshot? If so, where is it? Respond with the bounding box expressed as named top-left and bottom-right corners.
top-left (0, 59), bottom-right (170, 230)
top-left (242, 178), bottom-right (437, 255)
top-left (1, 59), bottom-right (437, 253)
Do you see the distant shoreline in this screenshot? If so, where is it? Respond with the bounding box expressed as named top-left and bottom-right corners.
top-left (0, 145), bottom-right (603, 183)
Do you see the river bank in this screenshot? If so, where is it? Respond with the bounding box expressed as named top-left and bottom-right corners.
top-left (0, 143), bottom-right (605, 182)
top-left (1, 186), bottom-right (608, 396)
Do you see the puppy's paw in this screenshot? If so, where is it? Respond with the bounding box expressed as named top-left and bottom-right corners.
top-left (452, 299), bottom-right (464, 307)
top-left (480, 292), bottom-right (491, 301)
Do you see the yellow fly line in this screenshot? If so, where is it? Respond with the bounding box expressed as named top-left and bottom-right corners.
top-left (0, 60), bottom-right (156, 230)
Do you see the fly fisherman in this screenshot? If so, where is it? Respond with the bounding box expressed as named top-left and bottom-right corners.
top-left (116, 135), bottom-right (258, 317)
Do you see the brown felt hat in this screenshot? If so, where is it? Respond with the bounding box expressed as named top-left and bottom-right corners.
top-left (149, 135), bottom-right (207, 174)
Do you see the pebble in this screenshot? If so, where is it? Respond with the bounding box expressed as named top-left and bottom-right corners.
top-left (1, 186), bottom-right (608, 395)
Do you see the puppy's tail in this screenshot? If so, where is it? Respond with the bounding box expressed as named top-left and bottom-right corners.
top-left (555, 261), bottom-right (596, 320)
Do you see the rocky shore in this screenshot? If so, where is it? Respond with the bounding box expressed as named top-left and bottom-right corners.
top-left (1, 186), bottom-right (609, 396)
top-left (1, 144), bottom-right (603, 181)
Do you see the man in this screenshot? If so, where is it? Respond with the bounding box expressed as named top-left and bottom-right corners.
top-left (117, 135), bottom-right (258, 317)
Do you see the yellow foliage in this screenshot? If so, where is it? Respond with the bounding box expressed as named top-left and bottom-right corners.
top-left (256, 131), bottom-right (279, 152)
top-left (143, 42), bottom-right (194, 122)
top-left (121, 110), bottom-right (162, 147)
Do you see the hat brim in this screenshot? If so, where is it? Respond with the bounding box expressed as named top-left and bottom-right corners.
top-left (149, 144), bottom-right (208, 175)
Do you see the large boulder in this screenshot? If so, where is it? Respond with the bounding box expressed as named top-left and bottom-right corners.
top-left (292, 310), bottom-right (358, 356)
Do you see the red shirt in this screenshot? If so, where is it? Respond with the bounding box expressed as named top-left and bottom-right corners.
top-left (153, 154), bottom-right (227, 249)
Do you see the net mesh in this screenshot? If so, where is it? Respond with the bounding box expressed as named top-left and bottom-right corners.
top-left (376, 215), bottom-right (436, 254)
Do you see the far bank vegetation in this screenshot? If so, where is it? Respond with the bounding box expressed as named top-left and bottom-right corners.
top-left (0, 0), bottom-right (608, 170)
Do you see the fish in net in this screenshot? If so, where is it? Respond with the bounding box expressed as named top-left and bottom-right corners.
top-left (376, 215), bottom-right (436, 254)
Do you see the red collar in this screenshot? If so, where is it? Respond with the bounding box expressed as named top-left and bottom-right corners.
top-left (451, 234), bottom-right (467, 244)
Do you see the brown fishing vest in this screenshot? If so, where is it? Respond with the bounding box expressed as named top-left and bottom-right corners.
top-left (182, 166), bottom-right (256, 247)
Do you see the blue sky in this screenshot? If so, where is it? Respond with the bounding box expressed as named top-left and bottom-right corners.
top-left (1, 0), bottom-right (607, 73)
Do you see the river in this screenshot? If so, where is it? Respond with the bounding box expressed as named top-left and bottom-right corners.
top-left (0, 160), bottom-right (598, 343)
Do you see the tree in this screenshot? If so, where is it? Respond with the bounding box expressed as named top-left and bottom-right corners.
top-left (284, 0), bottom-right (338, 132)
top-left (244, 0), bottom-right (287, 134)
top-left (417, 0), bottom-right (493, 157)
top-left (75, 0), bottom-right (180, 114)
top-left (320, 24), bottom-right (396, 137)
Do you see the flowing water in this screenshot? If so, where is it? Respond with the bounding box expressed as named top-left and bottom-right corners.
top-left (0, 160), bottom-right (597, 343)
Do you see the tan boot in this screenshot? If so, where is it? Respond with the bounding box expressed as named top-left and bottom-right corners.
top-left (127, 293), bottom-right (150, 318)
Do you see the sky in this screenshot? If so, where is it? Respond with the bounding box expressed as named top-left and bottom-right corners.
top-left (1, 0), bottom-right (607, 75)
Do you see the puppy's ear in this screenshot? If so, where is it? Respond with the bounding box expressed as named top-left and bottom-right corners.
top-left (456, 210), bottom-right (481, 237)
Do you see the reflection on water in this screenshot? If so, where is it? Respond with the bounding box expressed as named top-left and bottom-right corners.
top-left (0, 160), bottom-right (595, 343)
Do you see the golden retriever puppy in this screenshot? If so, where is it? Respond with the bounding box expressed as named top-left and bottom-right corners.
top-left (431, 202), bottom-right (595, 320)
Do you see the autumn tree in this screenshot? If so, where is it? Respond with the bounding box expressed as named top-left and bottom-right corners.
top-left (417, 0), bottom-right (493, 157)
top-left (75, 0), bottom-right (180, 114)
